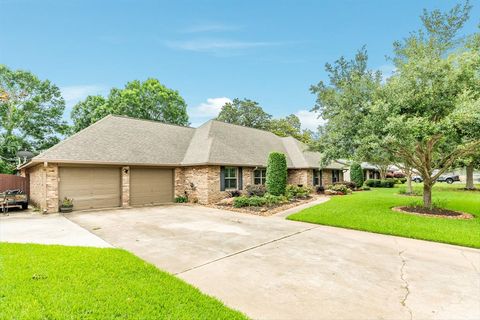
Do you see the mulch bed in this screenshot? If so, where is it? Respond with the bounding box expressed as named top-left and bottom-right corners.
top-left (392, 206), bottom-right (473, 220)
top-left (209, 195), bottom-right (323, 217)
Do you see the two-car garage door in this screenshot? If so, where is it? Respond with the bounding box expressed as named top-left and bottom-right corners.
top-left (59, 166), bottom-right (173, 211)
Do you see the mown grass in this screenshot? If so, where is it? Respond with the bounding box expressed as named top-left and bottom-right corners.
top-left (288, 183), bottom-right (480, 248)
top-left (0, 243), bottom-right (246, 320)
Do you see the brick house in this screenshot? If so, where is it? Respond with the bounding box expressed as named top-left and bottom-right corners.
top-left (19, 115), bottom-right (346, 213)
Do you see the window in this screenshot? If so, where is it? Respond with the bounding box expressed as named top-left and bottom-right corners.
top-left (332, 170), bottom-right (341, 183)
top-left (313, 169), bottom-right (322, 186)
top-left (254, 168), bottom-right (267, 185)
top-left (224, 167), bottom-right (238, 189)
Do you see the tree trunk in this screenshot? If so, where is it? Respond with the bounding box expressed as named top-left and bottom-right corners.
top-left (423, 181), bottom-right (433, 209)
top-left (465, 164), bottom-right (476, 190)
top-left (406, 173), bottom-right (413, 194)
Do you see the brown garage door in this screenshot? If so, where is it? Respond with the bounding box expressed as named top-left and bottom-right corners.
top-left (130, 168), bottom-right (173, 206)
top-left (59, 167), bottom-right (121, 210)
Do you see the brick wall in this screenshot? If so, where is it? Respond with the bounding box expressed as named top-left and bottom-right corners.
top-left (27, 163), bottom-right (59, 213)
top-left (175, 166), bottom-right (257, 204)
top-left (287, 169), bottom-right (313, 187)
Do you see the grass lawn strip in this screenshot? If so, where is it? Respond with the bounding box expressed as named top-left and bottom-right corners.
top-left (288, 184), bottom-right (480, 248)
top-left (0, 243), bottom-right (247, 319)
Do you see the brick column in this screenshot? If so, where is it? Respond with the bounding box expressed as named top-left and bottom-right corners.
top-left (44, 163), bottom-right (59, 213)
top-left (121, 166), bottom-right (130, 207)
top-left (321, 169), bottom-right (332, 186)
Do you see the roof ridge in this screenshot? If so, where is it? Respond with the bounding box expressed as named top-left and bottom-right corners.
top-left (108, 114), bottom-right (195, 129)
top-left (207, 119), bottom-right (278, 136)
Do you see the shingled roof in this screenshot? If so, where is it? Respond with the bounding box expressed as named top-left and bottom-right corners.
top-left (26, 115), bottom-right (344, 169)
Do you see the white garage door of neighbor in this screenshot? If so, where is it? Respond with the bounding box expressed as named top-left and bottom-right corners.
top-left (130, 168), bottom-right (173, 206)
top-left (59, 167), bottom-right (121, 210)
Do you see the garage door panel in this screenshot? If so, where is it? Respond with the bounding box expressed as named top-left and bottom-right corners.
top-left (59, 167), bottom-right (121, 210)
top-left (130, 168), bottom-right (173, 206)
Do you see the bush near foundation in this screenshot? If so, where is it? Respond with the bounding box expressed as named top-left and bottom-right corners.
top-left (265, 152), bottom-right (288, 196)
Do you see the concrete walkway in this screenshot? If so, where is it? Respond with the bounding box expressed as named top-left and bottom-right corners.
top-left (0, 212), bottom-right (111, 247)
top-left (272, 195), bottom-right (330, 218)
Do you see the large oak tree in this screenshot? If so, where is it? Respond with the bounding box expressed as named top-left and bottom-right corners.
top-left (0, 65), bottom-right (67, 173)
top-left (71, 79), bottom-right (189, 133)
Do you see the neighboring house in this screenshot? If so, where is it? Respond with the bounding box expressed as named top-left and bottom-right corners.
top-left (19, 115), bottom-right (346, 213)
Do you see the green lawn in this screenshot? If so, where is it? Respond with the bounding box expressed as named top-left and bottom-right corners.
top-left (288, 184), bottom-right (480, 248)
top-left (0, 243), bottom-right (246, 320)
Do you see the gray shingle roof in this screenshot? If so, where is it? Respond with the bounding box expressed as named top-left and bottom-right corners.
top-left (29, 115), bottom-right (345, 169)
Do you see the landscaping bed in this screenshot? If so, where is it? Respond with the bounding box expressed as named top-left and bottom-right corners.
top-left (211, 193), bottom-right (323, 216)
top-left (392, 206), bottom-right (473, 219)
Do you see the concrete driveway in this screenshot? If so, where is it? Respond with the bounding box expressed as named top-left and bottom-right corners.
top-left (64, 205), bottom-right (480, 320)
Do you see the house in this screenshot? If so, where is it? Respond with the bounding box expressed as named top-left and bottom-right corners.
top-left (19, 115), bottom-right (346, 213)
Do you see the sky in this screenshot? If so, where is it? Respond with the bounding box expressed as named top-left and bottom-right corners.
top-left (1, 0), bottom-right (479, 129)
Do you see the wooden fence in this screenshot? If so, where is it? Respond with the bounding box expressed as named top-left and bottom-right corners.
top-left (0, 174), bottom-right (28, 194)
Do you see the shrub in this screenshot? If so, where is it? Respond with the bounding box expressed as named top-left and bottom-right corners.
top-left (350, 163), bottom-right (364, 188)
top-left (333, 181), bottom-right (356, 190)
top-left (315, 185), bottom-right (325, 194)
top-left (398, 178), bottom-right (407, 184)
top-left (263, 194), bottom-right (289, 206)
top-left (228, 190), bottom-right (242, 197)
top-left (174, 196), bottom-right (188, 203)
top-left (381, 179), bottom-right (395, 188)
top-left (286, 184), bottom-right (312, 199)
top-left (233, 196), bottom-right (266, 208)
top-left (364, 179), bottom-right (395, 188)
top-left (245, 184), bottom-right (266, 197)
top-left (326, 184), bottom-right (350, 194)
top-left (265, 152), bottom-right (288, 196)
top-left (362, 186), bottom-right (371, 191)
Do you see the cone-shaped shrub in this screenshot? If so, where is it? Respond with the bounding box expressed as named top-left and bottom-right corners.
top-left (266, 152), bottom-right (288, 195)
top-left (350, 162), bottom-right (364, 187)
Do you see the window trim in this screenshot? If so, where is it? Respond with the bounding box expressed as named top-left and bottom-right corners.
top-left (223, 167), bottom-right (238, 190)
top-left (313, 169), bottom-right (322, 186)
top-left (253, 168), bottom-right (267, 185)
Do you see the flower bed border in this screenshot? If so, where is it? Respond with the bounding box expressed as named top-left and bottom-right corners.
top-left (392, 206), bottom-right (473, 220)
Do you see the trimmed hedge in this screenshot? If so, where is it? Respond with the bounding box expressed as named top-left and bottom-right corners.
top-left (350, 162), bottom-right (364, 188)
top-left (364, 179), bottom-right (395, 188)
top-left (265, 152), bottom-right (288, 196)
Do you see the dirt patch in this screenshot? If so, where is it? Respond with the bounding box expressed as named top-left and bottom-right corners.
top-left (392, 206), bottom-right (473, 220)
top-left (208, 195), bottom-right (324, 217)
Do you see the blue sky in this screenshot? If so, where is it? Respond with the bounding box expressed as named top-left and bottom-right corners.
top-left (1, 0), bottom-right (479, 128)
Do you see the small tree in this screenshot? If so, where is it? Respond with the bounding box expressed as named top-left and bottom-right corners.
top-left (266, 152), bottom-right (288, 196)
top-left (350, 162), bottom-right (364, 187)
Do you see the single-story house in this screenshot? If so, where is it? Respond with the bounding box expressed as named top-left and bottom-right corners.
top-left (20, 115), bottom-right (347, 213)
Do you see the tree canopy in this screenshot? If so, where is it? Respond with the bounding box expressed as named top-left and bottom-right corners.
top-left (216, 98), bottom-right (313, 143)
top-left (0, 65), bottom-right (67, 173)
top-left (216, 98), bottom-right (272, 130)
top-left (71, 79), bottom-right (189, 133)
top-left (310, 1), bottom-right (480, 208)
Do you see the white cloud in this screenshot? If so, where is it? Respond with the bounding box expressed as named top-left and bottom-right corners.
top-left (165, 39), bottom-right (283, 53)
top-left (295, 110), bottom-right (325, 131)
top-left (188, 97), bottom-right (232, 127)
top-left (61, 85), bottom-right (107, 104)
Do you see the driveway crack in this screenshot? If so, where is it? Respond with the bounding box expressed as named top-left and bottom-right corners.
top-left (398, 249), bottom-right (413, 320)
top-left (174, 225), bottom-right (320, 275)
